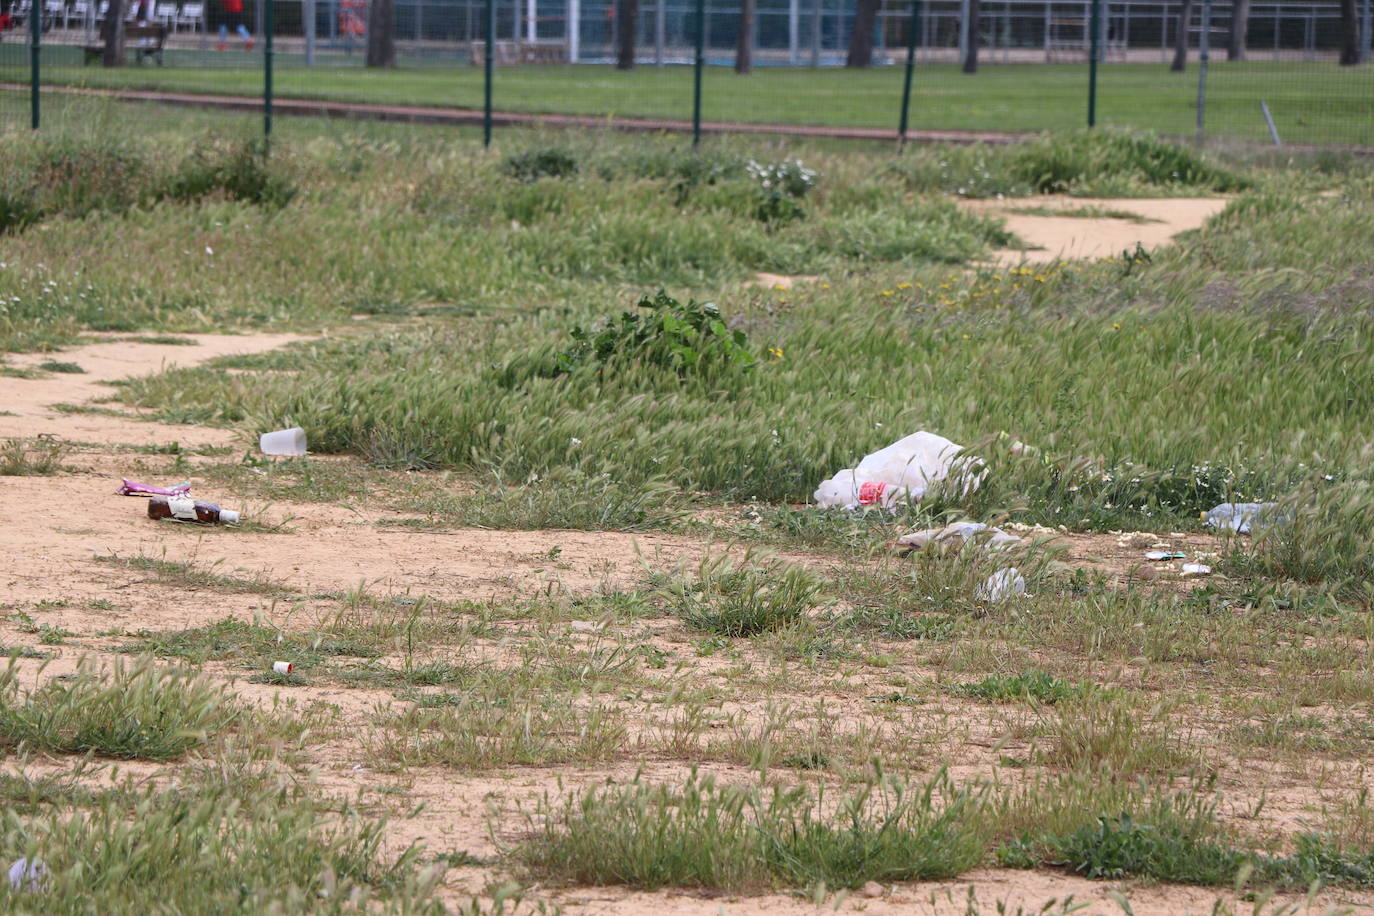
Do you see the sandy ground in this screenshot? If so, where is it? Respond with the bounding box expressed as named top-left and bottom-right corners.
top-left (4, 333), bottom-right (1373, 915)
top-left (1, 332), bottom-right (306, 447)
top-left (963, 197), bottom-right (1231, 265)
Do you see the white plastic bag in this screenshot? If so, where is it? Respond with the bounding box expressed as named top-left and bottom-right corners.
top-left (976, 567), bottom-right (1026, 603)
top-left (814, 431), bottom-right (982, 509)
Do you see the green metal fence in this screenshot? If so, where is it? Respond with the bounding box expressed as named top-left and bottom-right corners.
top-left (3, 0), bottom-right (1372, 147)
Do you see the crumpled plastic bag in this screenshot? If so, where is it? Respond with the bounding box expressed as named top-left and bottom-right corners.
top-left (897, 521), bottom-right (1023, 552)
top-left (117, 479), bottom-right (191, 498)
top-left (1204, 502), bottom-right (1284, 535)
top-left (814, 431), bottom-right (984, 510)
top-left (976, 567), bottom-right (1026, 603)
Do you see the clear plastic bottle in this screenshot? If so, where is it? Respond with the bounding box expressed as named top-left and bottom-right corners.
top-left (147, 495), bottom-right (240, 525)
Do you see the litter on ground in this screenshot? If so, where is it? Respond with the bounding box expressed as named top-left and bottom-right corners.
top-left (813, 431), bottom-right (983, 509)
top-left (898, 521), bottom-right (1024, 552)
top-left (977, 567), bottom-right (1026, 603)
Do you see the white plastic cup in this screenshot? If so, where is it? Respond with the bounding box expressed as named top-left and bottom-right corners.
top-left (272, 661), bottom-right (294, 675)
top-left (259, 427), bottom-right (307, 457)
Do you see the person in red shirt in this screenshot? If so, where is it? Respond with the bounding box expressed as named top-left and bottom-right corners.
top-left (217, 0), bottom-right (253, 50)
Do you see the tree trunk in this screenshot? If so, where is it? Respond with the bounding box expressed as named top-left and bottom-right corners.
top-left (366, 0), bottom-right (396, 67)
top-left (961, 0), bottom-right (979, 72)
top-left (1171, 0), bottom-right (1192, 71)
top-left (1227, 0), bottom-right (1249, 59)
top-left (1339, 0), bottom-right (1359, 64)
top-left (101, 0), bottom-right (125, 66)
top-left (846, 0), bottom-right (878, 67)
top-left (616, 0), bottom-right (638, 69)
top-left (735, 0), bottom-right (755, 73)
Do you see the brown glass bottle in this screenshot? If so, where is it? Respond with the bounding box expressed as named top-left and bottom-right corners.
top-left (147, 495), bottom-right (241, 525)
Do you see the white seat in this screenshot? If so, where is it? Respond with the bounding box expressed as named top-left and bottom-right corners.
top-left (153, 1), bottom-right (173, 25)
top-left (175, 0), bottom-right (202, 31)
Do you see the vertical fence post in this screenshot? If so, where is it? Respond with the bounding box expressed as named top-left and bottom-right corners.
top-left (898, 0), bottom-right (920, 149)
top-left (484, 0), bottom-right (494, 146)
top-left (1363, 0), bottom-right (1372, 63)
top-left (1195, 0), bottom-right (1211, 141)
top-left (29, 0), bottom-right (40, 129)
top-left (264, 0), bottom-right (274, 137)
top-left (692, 0), bottom-right (704, 147)
top-left (1087, 0), bottom-right (1100, 126)
top-left (305, 0), bottom-right (316, 64)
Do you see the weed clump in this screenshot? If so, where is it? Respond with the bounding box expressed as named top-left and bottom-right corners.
top-left (503, 147), bottom-right (579, 181)
top-left (164, 138), bottom-right (296, 207)
top-left (659, 554), bottom-right (823, 638)
top-left (550, 290), bottom-right (755, 378)
top-left (746, 158), bottom-right (817, 224)
top-left (0, 658), bottom-right (236, 760)
top-left (518, 770), bottom-right (988, 891)
top-left (0, 439), bottom-right (67, 476)
top-left (949, 670), bottom-right (1089, 704)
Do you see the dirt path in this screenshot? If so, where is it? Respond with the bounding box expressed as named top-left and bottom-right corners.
top-left (1, 331), bottom-right (305, 447)
top-left (965, 196), bottom-right (1231, 265)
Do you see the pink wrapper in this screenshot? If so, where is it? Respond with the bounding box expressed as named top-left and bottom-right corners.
top-left (118, 479), bottom-right (192, 498)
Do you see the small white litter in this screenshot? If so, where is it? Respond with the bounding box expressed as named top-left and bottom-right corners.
top-left (1144, 550), bottom-right (1186, 561)
top-left (1181, 563), bottom-right (1213, 577)
top-left (1204, 502), bottom-right (1282, 535)
top-left (7, 857), bottom-right (48, 893)
top-left (977, 567), bottom-right (1026, 603)
top-left (259, 426), bottom-right (307, 457)
top-left (898, 522), bottom-right (1024, 552)
top-left (813, 431), bottom-right (984, 510)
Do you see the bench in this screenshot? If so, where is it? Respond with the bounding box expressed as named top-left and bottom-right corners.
top-left (83, 22), bottom-right (165, 65)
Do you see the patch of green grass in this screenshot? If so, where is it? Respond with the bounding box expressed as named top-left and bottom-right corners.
top-left (1005, 205), bottom-right (1160, 222)
top-left (125, 617), bottom-right (382, 668)
top-left (0, 657), bottom-right (237, 761)
top-left (374, 694), bottom-right (627, 769)
top-left (657, 554), bottom-right (824, 638)
top-left (949, 670), bottom-right (1093, 704)
top-left (94, 554), bottom-right (297, 597)
top-left (396, 469), bottom-right (683, 531)
top-left (0, 770), bottom-right (444, 910)
top-left (0, 439), bottom-right (67, 476)
top-left (516, 769), bottom-right (990, 891)
top-left (31, 56), bottom-right (1374, 146)
top-left (36, 359), bottom-right (85, 373)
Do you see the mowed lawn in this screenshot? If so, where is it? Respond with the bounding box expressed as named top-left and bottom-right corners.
top-left (21, 46), bottom-right (1374, 145)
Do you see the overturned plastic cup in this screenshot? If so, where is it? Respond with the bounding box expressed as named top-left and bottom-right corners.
top-left (272, 661), bottom-right (294, 675)
top-left (259, 427), bottom-right (306, 457)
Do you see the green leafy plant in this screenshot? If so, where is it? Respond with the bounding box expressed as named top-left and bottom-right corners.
top-left (746, 158), bottom-right (817, 224)
top-left (551, 291), bottom-right (755, 378)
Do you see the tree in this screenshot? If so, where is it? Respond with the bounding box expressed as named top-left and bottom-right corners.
top-left (735, 0), bottom-right (755, 73)
top-left (1339, 0), bottom-right (1359, 64)
top-left (366, 0), bottom-right (396, 67)
top-left (616, 0), bottom-right (638, 69)
top-left (1227, 0), bottom-right (1249, 60)
top-left (1170, 0), bottom-right (1193, 71)
top-left (100, 0), bottom-right (125, 66)
top-left (961, 0), bottom-right (980, 72)
top-left (846, 0), bottom-right (879, 67)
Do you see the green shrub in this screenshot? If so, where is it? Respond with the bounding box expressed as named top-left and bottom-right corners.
top-left (0, 190), bottom-right (43, 235)
top-left (165, 138), bottom-right (296, 207)
top-left (548, 290), bottom-right (755, 378)
top-left (503, 147), bottom-right (579, 181)
top-left (1010, 130), bottom-right (1250, 195)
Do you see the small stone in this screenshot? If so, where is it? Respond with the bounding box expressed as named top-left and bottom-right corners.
top-left (861, 881), bottom-right (884, 899)
top-left (1129, 564), bottom-right (1158, 581)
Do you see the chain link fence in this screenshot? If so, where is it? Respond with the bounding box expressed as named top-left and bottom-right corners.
top-left (2, 0), bottom-right (1371, 146)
